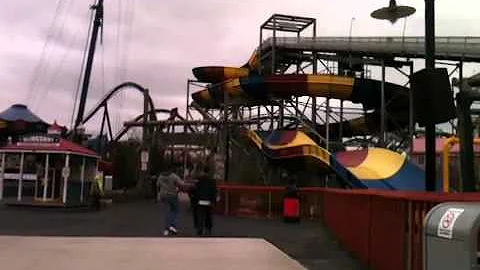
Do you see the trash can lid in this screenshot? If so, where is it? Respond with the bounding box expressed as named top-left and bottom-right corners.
top-left (424, 202), bottom-right (480, 240)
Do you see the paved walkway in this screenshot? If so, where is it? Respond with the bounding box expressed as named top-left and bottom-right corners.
top-left (0, 200), bottom-right (368, 270)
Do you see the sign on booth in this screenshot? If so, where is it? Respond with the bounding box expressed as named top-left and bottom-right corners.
top-left (437, 207), bottom-right (465, 239)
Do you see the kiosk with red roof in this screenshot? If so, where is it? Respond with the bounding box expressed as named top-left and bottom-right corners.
top-left (0, 130), bottom-right (100, 207)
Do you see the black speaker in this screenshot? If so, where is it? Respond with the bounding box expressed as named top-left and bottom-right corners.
top-left (410, 68), bottom-right (456, 127)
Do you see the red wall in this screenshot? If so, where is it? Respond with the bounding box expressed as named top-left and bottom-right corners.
top-left (216, 185), bottom-right (480, 270)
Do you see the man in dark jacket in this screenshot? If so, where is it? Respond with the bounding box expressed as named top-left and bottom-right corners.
top-left (192, 167), bottom-right (217, 236)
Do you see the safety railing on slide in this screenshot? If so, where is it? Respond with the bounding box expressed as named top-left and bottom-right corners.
top-left (215, 184), bottom-right (480, 270)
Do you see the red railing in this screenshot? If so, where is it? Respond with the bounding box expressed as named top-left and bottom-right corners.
top-left (215, 184), bottom-right (480, 270)
top-left (215, 185), bottom-right (324, 219)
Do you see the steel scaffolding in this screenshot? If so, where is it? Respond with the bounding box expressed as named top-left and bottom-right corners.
top-left (179, 13), bottom-right (479, 183)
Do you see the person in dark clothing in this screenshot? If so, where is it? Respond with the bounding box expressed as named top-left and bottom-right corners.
top-left (192, 167), bottom-right (217, 236)
top-left (184, 169), bottom-right (198, 211)
top-left (188, 178), bottom-right (199, 231)
top-left (152, 175), bottom-right (159, 203)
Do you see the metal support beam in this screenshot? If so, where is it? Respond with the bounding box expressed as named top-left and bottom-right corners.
top-left (459, 61), bottom-right (464, 83)
top-left (138, 88), bottom-right (150, 191)
top-left (74, 0), bottom-right (104, 131)
top-left (394, 66), bottom-right (410, 79)
top-left (272, 16), bottom-right (277, 74)
top-left (186, 80), bottom-right (191, 121)
top-left (142, 89), bottom-right (150, 144)
top-left (408, 62), bottom-right (415, 155)
top-left (256, 106), bottom-right (261, 129)
top-left (104, 105), bottom-right (114, 141)
top-left (312, 26), bottom-right (318, 126)
top-left (325, 98), bottom-right (330, 150)
top-left (424, 0), bottom-right (437, 192)
top-left (97, 105), bottom-right (107, 153)
top-left (318, 60), bottom-right (331, 74)
top-left (223, 89), bottom-right (230, 183)
top-left (380, 60), bottom-right (386, 147)
top-left (124, 119), bottom-right (261, 127)
top-left (278, 101), bottom-right (284, 129)
top-left (456, 89), bottom-right (476, 192)
top-left (259, 22), bottom-right (263, 75)
top-left (339, 100), bottom-right (344, 139)
top-left (0, 153), bottom-right (4, 201)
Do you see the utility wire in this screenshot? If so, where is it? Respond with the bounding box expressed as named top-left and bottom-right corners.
top-left (113, 0), bottom-right (124, 130)
top-left (25, 0), bottom-right (65, 106)
top-left (118, 0), bottom-right (135, 130)
top-left (33, 0), bottom-right (72, 112)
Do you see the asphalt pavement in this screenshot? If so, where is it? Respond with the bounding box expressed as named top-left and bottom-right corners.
top-left (0, 200), bottom-right (368, 270)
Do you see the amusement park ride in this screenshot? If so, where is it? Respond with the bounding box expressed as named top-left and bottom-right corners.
top-left (4, 0), bottom-right (480, 198)
top-left (88, 0), bottom-right (480, 192)
top-left (165, 10), bottom-right (480, 192)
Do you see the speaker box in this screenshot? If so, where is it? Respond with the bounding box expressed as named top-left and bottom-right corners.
top-left (410, 68), bottom-right (456, 127)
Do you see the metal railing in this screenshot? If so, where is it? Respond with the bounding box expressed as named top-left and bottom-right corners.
top-left (215, 185), bottom-right (324, 219)
top-left (215, 184), bottom-right (480, 270)
top-left (260, 36), bottom-right (480, 62)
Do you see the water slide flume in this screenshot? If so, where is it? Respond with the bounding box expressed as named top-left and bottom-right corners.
top-left (190, 60), bottom-right (438, 190)
top-left (243, 128), bottom-right (435, 191)
top-left (192, 66), bottom-right (409, 138)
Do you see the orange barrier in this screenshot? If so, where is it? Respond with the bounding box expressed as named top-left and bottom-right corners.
top-left (215, 184), bottom-right (480, 270)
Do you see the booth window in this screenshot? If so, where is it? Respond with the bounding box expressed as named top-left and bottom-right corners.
top-left (5, 154), bottom-right (21, 173)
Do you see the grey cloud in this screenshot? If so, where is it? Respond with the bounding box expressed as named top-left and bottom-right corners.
top-left (1, 0), bottom-right (479, 135)
top-left (0, 2), bottom-right (60, 30)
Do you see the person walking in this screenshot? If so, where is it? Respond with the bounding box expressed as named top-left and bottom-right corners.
top-left (157, 168), bottom-right (186, 236)
top-left (192, 167), bottom-right (217, 236)
top-left (183, 167), bottom-right (198, 211)
top-left (90, 173), bottom-right (104, 211)
top-left (152, 174), bottom-right (159, 203)
top-left (187, 176), bottom-right (199, 231)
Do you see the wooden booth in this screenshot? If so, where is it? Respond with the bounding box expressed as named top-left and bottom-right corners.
top-left (0, 134), bottom-right (99, 207)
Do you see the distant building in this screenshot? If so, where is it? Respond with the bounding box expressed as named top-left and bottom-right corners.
top-left (47, 121), bottom-right (67, 136)
top-left (0, 133), bottom-right (100, 206)
top-left (410, 137), bottom-right (480, 191)
top-left (0, 104), bottom-right (49, 143)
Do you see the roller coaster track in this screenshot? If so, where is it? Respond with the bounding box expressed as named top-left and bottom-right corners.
top-left (81, 81), bottom-right (157, 126)
top-left (113, 108), bottom-right (195, 142)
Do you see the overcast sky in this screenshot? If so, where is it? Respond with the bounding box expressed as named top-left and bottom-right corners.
top-left (1, 0), bottom-right (479, 135)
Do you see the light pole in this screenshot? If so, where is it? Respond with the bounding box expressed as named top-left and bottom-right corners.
top-left (370, 0), bottom-right (416, 24)
top-left (348, 17), bottom-right (355, 38)
top-left (372, 0), bottom-right (438, 191)
top-left (348, 17), bottom-right (355, 72)
top-left (371, 0), bottom-right (416, 148)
